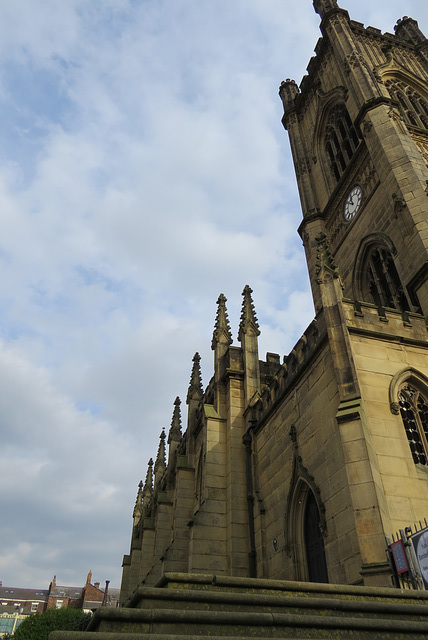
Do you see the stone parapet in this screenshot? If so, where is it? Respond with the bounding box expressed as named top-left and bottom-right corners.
top-left (253, 314), bottom-right (327, 429)
top-left (345, 299), bottom-right (428, 342)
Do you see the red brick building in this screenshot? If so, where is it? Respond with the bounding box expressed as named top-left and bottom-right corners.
top-left (0, 572), bottom-right (119, 635)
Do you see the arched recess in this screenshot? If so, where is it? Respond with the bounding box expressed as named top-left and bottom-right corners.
top-left (386, 79), bottom-right (428, 130)
top-left (284, 425), bottom-right (328, 582)
top-left (375, 58), bottom-right (428, 132)
top-left (389, 368), bottom-right (428, 466)
top-left (194, 445), bottom-right (205, 508)
top-left (312, 86), bottom-right (360, 191)
top-left (352, 233), bottom-right (416, 312)
top-left (324, 103), bottom-right (360, 182)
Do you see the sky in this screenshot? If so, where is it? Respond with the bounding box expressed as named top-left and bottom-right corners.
top-left (1, 0), bottom-right (427, 591)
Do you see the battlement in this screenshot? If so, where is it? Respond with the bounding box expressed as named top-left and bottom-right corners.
top-left (280, 9), bottom-right (426, 120)
top-left (254, 312), bottom-right (327, 427)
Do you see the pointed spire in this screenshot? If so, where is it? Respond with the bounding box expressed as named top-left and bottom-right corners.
top-left (133, 480), bottom-right (143, 519)
top-left (211, 294), bottom-right (233, 350)
top-left (187, 353), bottom-right (203, 404)
top-left (168, 397), bottom-right (182, 444)
top-left (143, 459), bottom-right (153, 501)
top-left (313, 0), bottom-right (339, 19)
top-left (154, 430), bottom-right (166, 482)
top-left (238, 285), bottom-right (260, 341)
top-left (142, 459), bottom-right (153, 516)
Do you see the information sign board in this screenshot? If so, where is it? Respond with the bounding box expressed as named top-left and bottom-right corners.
top-left (390, 540), bottom-right (409, 574)
top-left (412, 528), bottom-right (428, 589)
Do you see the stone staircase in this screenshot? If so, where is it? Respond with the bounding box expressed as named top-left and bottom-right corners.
top-left (50, 572), bottom-right (428, 639)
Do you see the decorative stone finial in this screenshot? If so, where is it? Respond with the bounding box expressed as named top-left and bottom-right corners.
top-left (212, 293), bottom-right (233, 350)
top-left (314, 232), bottom-right (341, 284)
top-left (238, 285), bottom-right (260, 340)
top-left (279, 79), bottom-right (299, 112)
top-left (168, 397), bottom-right (182, 444)
top-left (154, 430), bottom-right (166, 477)
top-left (313, 0), bottom-right (339, 19)
top-left (133, 480), bottom-right (143, 518)
top-left (395, 16), bottom-right (427, 46)
top-left (143, 459), bottom-right (153, 500)
top-left (187, 353), bottom-right (204, 404)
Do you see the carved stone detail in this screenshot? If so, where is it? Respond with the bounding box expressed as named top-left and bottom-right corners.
top-left (390, 402), bottom-right (400, 415)
top-left (361, 119), bottom-right (373, 135)
top-left (286, 112), bottom-right (298, 128)
top-left (295, 157), bottom-right (313, 178)
top-left (412, 135), bottom-right (428, 170)
top-left (315, 232), bottom-right (341, 284)
top-left (392, 193), bottom-right (406, 219)
top-left (326, 13), bottom-right (346, 31)
top-left (388, 106), bottom-right (407, 134)
top-left (345, 50), bottom-right (370, 75)
top-left (373, 66), bottom-right (384, 84)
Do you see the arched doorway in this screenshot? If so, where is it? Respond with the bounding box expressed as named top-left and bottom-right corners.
top-left (304, 491), bottom-right (329, 583)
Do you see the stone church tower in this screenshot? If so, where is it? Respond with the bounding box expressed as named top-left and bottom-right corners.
top-left (120, 0), bottom-right (428, 601)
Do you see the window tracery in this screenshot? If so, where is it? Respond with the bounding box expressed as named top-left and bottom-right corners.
top-left (365, 246), bottom-right (411, 312)
top-left (324, 104), bottom-right (359, 181)
top-left (354, 236), bottom-right (422, 314)
top-left (399, 384), bottom-right (428, 465)
top-left (385, 79), bottom-right (428, 131)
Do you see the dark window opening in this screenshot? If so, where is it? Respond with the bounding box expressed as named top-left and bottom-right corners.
top-left (304, 492), bottom-right (329, 583)
top-left (324, 104), bottom-right (359, 182)
top-left (399, 384), bottom-right (428, 465)
top-left (386, 80), bottom-right (428, 131)
top-left (364, 247), bottom-right (412, 312)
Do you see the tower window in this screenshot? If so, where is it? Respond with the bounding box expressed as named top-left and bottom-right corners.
top-left (386, 80), bottom-right (428, 132)
top-left (324, 104), bottom-right (359, 181)
top-left (399, 384), bottom-right (428, 465)
top-left (365, 247), bottom-right (411, 312)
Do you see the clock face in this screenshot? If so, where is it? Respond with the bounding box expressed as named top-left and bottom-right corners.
top-left (344, 185), bottom-right (362, 221)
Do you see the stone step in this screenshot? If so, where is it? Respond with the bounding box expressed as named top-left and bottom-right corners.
top-left (51, 605), bottom-right (428, 638)
top-left (126, 585), bottom-right (428, 622)
top-left (53, 637), bottom-right (383, 640)
top-left (147, 572), bottom-right (428, 603)
top-left (48, 574), bottom-right (428, 640)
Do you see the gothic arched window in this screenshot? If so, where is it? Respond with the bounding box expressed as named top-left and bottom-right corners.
top-left (399, 384), bottom-right (428, 465)
top-left (385, 79), bottom-right (428, 131)
top-left (353, 235), bottom-right (422, 314)
top-left (365, 246), bottom-right (411, 312)
top-left (325, 104), bottom-right (359, 181)
top-left (195, 447), bottom-right (204, 507)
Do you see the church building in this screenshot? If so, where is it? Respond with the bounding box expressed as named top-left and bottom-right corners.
top-left (120, 0), bottom-right (428, 601)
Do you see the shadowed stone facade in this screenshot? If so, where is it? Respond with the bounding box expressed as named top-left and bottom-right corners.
top-left (120, 0), bottom-right (428, 603)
